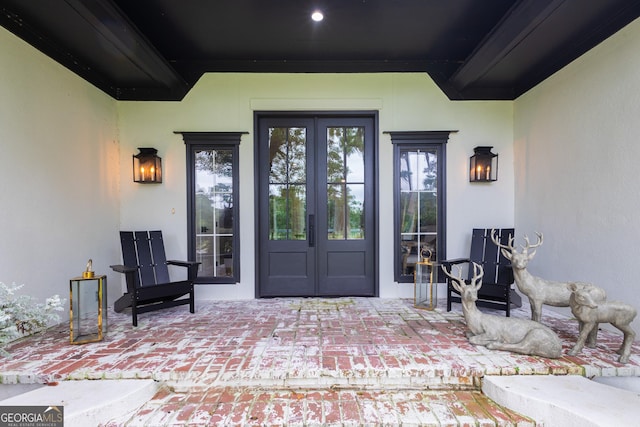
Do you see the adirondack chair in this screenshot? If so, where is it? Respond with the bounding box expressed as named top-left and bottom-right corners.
top-left (111, 231), bottom-right (200, 326)
top-left (441, 228), bottom-right (522, 316)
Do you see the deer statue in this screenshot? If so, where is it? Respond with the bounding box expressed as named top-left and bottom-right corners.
top-left (491, 229), bottom-right (606, 323)
top-left (442, 262), bottom-right (562, 359)
top-left (568, 283), bottom-right (637, 364)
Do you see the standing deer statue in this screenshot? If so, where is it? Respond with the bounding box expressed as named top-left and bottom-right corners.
top-left (568, 283), bottom-right (637, 364)
top-left (491, 229), bottom-right (606, 323)
top-left (442, 262), bottom-right (562, 359)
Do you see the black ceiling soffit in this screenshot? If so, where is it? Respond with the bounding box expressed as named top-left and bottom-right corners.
top-left (1, 0), bottom-right (639, 101)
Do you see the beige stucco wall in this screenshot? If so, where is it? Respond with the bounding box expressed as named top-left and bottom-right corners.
top-left (0, 27), bottom-right (120, 309)
top-left (514, 17), bottom-right (640, 331)
top-left (118, 73), bottom-right (515, 300)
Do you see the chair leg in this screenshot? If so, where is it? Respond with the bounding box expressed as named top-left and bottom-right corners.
top-left (189, 289), bottom-right (195, 314)
top-left (132, 300), bottom-right (138, 327)
top-left (506, 290), bottom-right (511, 317)
top-left (446, 285), bottom-right (452, 312)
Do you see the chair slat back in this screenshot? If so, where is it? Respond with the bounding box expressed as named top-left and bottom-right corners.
top-left (149, 230), bottom-right (170, 284)
top-left (120, 231), bottom-right (140, 290)
top-left (134, 231), bottom-right (156, 287)
top-left (468, 228), bottom-right (514, 286)
top-left (119, 231), bottom-right (172, 288)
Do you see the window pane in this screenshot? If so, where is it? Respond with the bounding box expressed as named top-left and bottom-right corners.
top-left (269, 184), bottom-right (288, 240)
top-left (400, 192), bottom-right (418, 234)
top-left (196, 235), bottom-right (214, 276)
top-left (269, 184), bottom-right (307, 240)
top-left (420, 192), bottom-right (437, 230)
top-left (288, 128), bottom-right (307, 183)
top-left (345, 127), bottom-right (365, 182)
top-left (289, 184), bottom-right (307, 240)
top-left (327, 127), bottom-right (365, 183)
top-left (400, 235), bottom-right (437, 275)
top-left (400, 149), bottom-right (437, 191)
top-left (269, 128), bottom-right (288, 183)
top-left (327, 184), bottom-right (345, 240)
top-left (268, 127), bottom-right (307, 241)
top-left (327, 128), bottom-right (345, 182)
top-left (347, 184), bottom-right (364, 239)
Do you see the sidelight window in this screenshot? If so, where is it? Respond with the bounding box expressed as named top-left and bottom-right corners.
top-left (389, 131), bottom-right (449, 283)
top-left (180, 132), bottom-right (243, 284)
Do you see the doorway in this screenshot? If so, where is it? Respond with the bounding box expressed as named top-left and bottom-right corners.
top-left (256, 113), bottom-right (377, 297)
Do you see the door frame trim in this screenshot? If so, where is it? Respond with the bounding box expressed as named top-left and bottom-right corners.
top-left (253, 110), bottom-right (379, 298)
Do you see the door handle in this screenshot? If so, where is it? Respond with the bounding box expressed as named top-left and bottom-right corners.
top-left (309, 214), bottom-right (315, 247)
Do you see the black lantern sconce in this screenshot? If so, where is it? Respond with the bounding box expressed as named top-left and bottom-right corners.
top-left (133, 148), bottom-right (162, 183)
top-left (469, 146), bottom-right (498, 182)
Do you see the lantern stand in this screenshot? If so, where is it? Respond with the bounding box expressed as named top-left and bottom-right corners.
top-left (69, 263), bottom-right (107, 344)
top-left (414, 248), bottom-right (438, 310)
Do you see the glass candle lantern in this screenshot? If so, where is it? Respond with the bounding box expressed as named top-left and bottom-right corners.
top-left (414, 249), bottom-right (437, 310)
top-left (69, 274), bottom-right (107, 344)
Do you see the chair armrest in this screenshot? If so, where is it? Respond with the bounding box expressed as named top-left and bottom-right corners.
top-left (110, 264), bottom-right (137, 274)
top-left (167, 260), bottom-right (201, 281)
top-left (167, 260), bottom-right (201, 268)
top-left (439, 258), bottom-right (469, 266)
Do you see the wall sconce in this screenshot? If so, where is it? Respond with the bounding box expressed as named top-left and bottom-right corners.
top-left (133, 148), bottom-right (162, 183)
top-left (469, 146), bottom-right (498, 182)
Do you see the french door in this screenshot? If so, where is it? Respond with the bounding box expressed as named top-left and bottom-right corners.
top-left (256, 114), bottom-right (376, 297)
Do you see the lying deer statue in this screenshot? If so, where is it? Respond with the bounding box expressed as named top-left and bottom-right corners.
top-left (491, 229), bottom-right (606, 323)
top-left (442, 262), bottom-right (562, 359)
top-left (568, 283), bottom-right (637, 364)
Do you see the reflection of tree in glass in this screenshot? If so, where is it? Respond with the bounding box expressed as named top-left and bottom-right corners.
top-left (327, 127), bottom-right (364, 239)
top-left (268, 128), bottom-right (307, 240)
top-left (399, 149), bottom-right (438, 262)
top-left (196, 150), bottom-right (233, 178)
top-left (269, 128), bottom-right (306, 183)
top-left (194, 149), bottom-right (235, 270)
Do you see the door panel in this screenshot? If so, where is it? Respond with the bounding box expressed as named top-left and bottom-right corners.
top-left (258, 119), bottom-right (315, 296)
top-left (316, 118), bottom-right (375, 296)
top-left (257, 115), bottom-right (375, 297)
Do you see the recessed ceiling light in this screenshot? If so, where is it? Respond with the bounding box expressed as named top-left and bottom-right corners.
top-left (311, 10), bottom-right (324, 22)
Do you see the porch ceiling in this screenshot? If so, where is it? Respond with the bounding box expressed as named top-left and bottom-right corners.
top-left (1, 0), bottom-right (639, 101)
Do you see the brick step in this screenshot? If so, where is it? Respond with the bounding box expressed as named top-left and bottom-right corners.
top-left (106, 384), bottom-right (537, 426)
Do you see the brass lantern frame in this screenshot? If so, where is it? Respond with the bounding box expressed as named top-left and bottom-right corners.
top-left (414, 249), bottom-right (437, 310)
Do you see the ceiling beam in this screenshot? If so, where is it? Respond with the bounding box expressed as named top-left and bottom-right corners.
top-left (449, 0), bottom-right (566, 92)
top-left (62, 0), bottom-right (187, 96)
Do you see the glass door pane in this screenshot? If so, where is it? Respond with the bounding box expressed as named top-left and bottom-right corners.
top-left (268, 127), bottom-right (307, 240)
top-left (326, 126), bottom-right (365, 240)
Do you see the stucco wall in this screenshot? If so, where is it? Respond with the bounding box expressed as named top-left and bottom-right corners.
top-left (514, 17), bottom-right (640, 331)
top-left (118, 73), bottom-right (515, 300)
top-left (0, 27), bottom-right (120, 310)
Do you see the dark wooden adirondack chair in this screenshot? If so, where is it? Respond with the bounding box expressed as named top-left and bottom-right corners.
top-left (442, 228), bottom-right (522, 316)
top-left (111, 231), bottom-right (200, 326)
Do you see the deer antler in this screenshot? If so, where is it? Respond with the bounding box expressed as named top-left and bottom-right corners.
top-left (522, 232), bottom-right (543, 255)
top-left (441, 264), bottom-right (465, 294)
top-left (469, 262), bottom-right (484, 291)
top-left (490, 229), bottom-right (516, 252)
top-left (441, 262), bottom-right (484, 294)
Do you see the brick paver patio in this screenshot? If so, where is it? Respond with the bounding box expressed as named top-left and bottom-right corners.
top-left (2, 297), bottom-right (639, 425)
